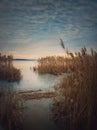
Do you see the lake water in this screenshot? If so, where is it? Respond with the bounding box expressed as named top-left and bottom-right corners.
top-left (0, 60), bottom-right (59, 92)
top-left (0, 61), bottom-right (60, 130)
top-left (23, 98), bottom-right (59, 130)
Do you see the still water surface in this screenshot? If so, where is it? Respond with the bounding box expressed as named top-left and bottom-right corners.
top-left (0, 60), bottom-right (58, 91)
top-left (24, 98), bottom-right (59, 130)
top-left (0, 61), bottom-right (60, 130)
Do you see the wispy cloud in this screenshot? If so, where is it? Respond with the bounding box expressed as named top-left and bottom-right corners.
top-left (0, 0), bottom-right (97, 58)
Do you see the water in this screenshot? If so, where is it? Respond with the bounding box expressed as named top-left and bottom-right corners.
top-left (23, 98), bottom-right (59, 130)
top-left (0, 60), bottom-right (59, 130)
top-left (0, 60), bottom-right (58, 92)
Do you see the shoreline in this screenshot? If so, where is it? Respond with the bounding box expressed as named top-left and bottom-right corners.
top-left (18, 90), bottom-right (56, 100)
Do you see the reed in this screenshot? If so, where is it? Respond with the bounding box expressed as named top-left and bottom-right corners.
top-left (34, 56), bottom-right (70, 75)
top-left (0, 87), bottom-right (24, 130)
top-left (53, 47), bottom-right (97, 130)
top-left (0, 53), bottom-right (21, 81)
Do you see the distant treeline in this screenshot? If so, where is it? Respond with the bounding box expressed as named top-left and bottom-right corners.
top-left (14, 58), bottom-right (37, 61)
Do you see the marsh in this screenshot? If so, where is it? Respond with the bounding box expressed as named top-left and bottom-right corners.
top-left (0, 60), bottom-right (60, 130)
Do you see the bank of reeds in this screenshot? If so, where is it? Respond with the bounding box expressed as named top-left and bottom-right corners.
top-left (0, 53), bottom-right (21, 81)
top-left (0, 87), bottom-right (24, 130)
top-left (53, 47), bottom-right (97, 130)
top-left (19, 91), bottom-right (56, 100)
top-left (34, 56), bottom-right (70, 75)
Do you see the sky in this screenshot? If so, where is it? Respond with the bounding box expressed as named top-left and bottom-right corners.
top-left (0, 0), bottom-right (97, 58)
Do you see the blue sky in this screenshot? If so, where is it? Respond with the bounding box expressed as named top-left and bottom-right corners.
top-left (0, 0), bottom-right (97, 58)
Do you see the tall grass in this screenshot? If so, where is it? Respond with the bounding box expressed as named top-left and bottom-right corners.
top-left (53, 47), bottom-right (97, 130)
top-left (0, 53), bottom-right (21, 81)
top-left (34, 39), bottom-right (97, 129)
top-left (0, 87), bottom-right (24, 130)
top-left (34, 56), bottom-right (70, 75)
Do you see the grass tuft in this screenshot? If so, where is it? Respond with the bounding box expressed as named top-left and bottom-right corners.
top-left (0, 87), bottom-right (24, 130)
top-left (0, 53), bottom-right (21, 82)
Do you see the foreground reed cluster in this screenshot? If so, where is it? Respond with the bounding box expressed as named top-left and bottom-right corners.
top-left (53, 47), bottom-right (97, 130)
top-left (0, 87), bottom-right (24, 130)
top-left (0, 53), bottom-right (21, 81)
top-left (34, 56), bottom-right (68, 75)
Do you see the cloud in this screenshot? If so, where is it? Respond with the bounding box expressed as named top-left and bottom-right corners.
top-left (0, 0), bottom-right (97, 58)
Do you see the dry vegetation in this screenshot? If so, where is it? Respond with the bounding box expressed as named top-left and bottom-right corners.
top-left (0, 53), bottom-right (21, 81)
top-left (0, 54), bottom-right (22, 129)
top-left (34, 56), bottom-right (70, 75)
top-left (34, 39), bottom-right (97, 129)
top-left (19, 91), bottom-right (56, 100)
top-left (0, 42), bottom-right (97, 130)
top-left (53, 47), bottom-right (97, 130)
top-left (0, 87), bottom-right (24, 130)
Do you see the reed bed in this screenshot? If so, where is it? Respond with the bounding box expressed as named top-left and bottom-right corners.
top-left (0, 87), bottom-right (24, 130)
top-left (53, 47), bottom-right (97, 130)
top-left (18, 91), bottom-right (56, 100)
top-left (34, 56), bottom-right (70, 75)
top-left (34, 40), bottom-right (97, 129)
top-left (0, 53), bottom-right (21, 81)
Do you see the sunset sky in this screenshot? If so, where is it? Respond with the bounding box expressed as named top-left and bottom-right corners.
top-left (0, 0), bottom-right (97, 58)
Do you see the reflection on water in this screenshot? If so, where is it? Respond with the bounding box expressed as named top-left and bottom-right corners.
top-left (0, 61), bottom-right (58, 91)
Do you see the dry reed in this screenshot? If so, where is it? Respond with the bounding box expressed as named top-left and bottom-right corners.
top-left (0, 53), bottom-right (21, 81)
top-left (0, 87), bottom-right (24, 130)
top-left (34, 56), bottom-right (69, 75)
top-left (53, 45), bottom-right (97, 130)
